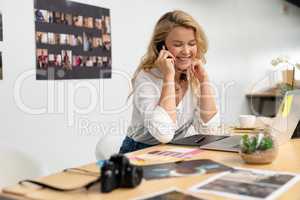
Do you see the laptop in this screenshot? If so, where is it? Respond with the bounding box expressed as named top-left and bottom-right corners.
top-left (199, 90), bottom-right (300, 152)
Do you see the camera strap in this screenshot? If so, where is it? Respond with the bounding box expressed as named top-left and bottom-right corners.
top-left (18, 176), bottom-right (101, 192)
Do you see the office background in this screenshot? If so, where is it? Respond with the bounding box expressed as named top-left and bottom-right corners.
top-left (0, 0), bottom-right (299, 174)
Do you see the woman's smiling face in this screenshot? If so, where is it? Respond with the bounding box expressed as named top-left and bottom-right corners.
top-left (165, 26), bottom-right (197, 72)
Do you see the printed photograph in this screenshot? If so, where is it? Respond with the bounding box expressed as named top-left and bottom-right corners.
top-left (48, 54), bottom-right (62, 67)
top-left (92, 37), bottom-right (102, 48)
top-left (48, 32), bottom-right (55, 45)
top-left (190, 168), bottom-right (299, 200)
top-left (53, 11), bottom-right (62, 24)
top-left (85, 56), bottom-right (94, 67)
top-left (60, 13), bottom-right (68, 25)
top-left (102, 56), bottom-right (111, 68)
top-left (61, 50), bottom-right (72, 70)
top-left (36, 49), bottom-right (48, 69)
top-left (104, 16), bottom-right (111, 33)
top-left (35, 9), bottom-right (49, 23)
top-left (75, 34), bottom-right (83, 46)
top-left (84, 17), bottom-right (93, 28)
top-left (54, 33), bottom-right (60, 44)
top-left (81, 56), bottom-right (87, 66)
top-left (73, 55), bottom-right (83, 67)
top-left (48, 54), bottom-right (55, 66)
top-left (94, 18), bottom-right (102, 30)
top-left (83, 32), bottom-right (93, 51)
top-left (36, 31), bottom-right (48, 44)
top-left (48, 11), bottom-right (54, 23)
top-left (68, 34), bottom-right (76, 46)
top-left (73, 15), bottom-right (83, 27)
top-left (96, 56), bottom-right (103, 67)
top-left (55, 54), bottom-right (62, 67)
top-left (65, 13), bottom-right (73, 26)
top-left (59, 33), bottom-right (67, 45)
top-left (102, 34), bottom-right (111, 50)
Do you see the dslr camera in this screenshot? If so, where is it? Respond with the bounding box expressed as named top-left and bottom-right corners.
top-left (101, 153), bottom-right (143, 193)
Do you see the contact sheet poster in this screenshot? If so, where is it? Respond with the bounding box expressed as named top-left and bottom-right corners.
top-left (34, 0), bottom-right (111, 80)
top-left (0, 52), bottom-right (2, 80)
top-left (0, 12), bottom-right (3, 41)
top-left (0, 11), bottom-right (2, 80)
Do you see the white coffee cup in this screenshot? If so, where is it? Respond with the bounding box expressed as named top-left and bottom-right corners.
top-left (239, 115), bottom-right (256, 128)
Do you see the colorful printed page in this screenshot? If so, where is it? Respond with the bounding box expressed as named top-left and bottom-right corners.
top-left (129, 148), bottom-right (202, 164)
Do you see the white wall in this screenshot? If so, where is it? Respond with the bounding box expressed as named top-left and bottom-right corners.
top-left (0, 0), bottom-right (300, 174)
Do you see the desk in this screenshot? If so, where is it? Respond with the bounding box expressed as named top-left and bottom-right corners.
top-left (1, 139), bottom-right (300, 200)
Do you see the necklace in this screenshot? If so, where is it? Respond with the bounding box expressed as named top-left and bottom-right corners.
top-left (175, 80), bottom-right (187, 92)
top-left (175, 83), bottom-right (181, 91)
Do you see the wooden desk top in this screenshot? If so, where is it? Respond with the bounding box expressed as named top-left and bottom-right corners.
top-left (1, 139), bottom-right (300, 200)
top-left (246, 87), bottom-right (282, 98)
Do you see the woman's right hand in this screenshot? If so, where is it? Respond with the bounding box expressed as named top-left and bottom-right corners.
top-left (154, 47), bottom-right (176, 79)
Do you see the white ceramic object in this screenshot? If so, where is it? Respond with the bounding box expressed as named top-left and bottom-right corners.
top-left (239, 115), bottom-right (256, 128)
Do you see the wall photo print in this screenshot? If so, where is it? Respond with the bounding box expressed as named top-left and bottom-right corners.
top-left (0, 52), bottom-right (2, 80)
top-left (34, 0), bottom-right (111, 80)
top-left (0, 12), bottom-right (3, 41)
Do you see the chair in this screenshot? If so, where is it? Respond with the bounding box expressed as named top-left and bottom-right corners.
top-left (95, 134), bottom-right (125, 160)
top-left (0, 145), bottom-right (47, 187)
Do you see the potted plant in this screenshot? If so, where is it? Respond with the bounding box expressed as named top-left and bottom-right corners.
top-left (240, 132), bottom-right (278, 164)
top-left (271, 56), bottom-right (300, 96)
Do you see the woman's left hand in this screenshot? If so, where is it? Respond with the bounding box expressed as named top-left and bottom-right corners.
top-left (191, 59), bottom-right (208, 83)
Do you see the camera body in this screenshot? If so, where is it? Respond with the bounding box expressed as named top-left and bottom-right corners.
top-left (101, 154), bottom-right (143, 193)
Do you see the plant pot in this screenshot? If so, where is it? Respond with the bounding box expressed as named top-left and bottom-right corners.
top-left (239, 146), bottom-right (278, 164)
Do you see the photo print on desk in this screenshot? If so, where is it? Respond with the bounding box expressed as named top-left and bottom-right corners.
top-left (34, 0), bottom-right (111, 80)
top-left (189, 168), bottom-right (300, 200)
top-left (142, 159), bottom-right (232, 180)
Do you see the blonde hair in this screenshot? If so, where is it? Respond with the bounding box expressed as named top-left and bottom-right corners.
top-left (130, 10), bottom-right (208, 98)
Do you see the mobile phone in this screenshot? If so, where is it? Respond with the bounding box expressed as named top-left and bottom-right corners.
top-left (156, 42), bottom-right (186, 79)
top-left (156, 41), bottom-right (166, 52)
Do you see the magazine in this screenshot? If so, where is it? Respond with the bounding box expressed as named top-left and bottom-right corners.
top-left (142, 159), bottom-right (233, 180)
top-left (189, 168), bottom-right (300, 200)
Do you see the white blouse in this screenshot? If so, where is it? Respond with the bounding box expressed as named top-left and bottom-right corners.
top-left (127, 68), bottom-right (220, 145)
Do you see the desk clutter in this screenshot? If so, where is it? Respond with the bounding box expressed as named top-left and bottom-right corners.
top-left (2, 145), bottom-right (300, 200)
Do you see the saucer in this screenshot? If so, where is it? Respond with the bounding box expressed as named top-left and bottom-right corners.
top-left (230, 126), bottom-right (264, 134)
top-left (234, 127), bottom-right (256, 130)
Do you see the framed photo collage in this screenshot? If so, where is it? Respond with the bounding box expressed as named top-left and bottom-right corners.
top-left (35, 0), bottom-right (111, 80)
top-left (0, 11), bottom-right (2, 80)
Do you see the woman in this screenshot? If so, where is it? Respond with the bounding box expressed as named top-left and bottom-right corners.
top-left (119, 10), bottom-right (219, 153)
